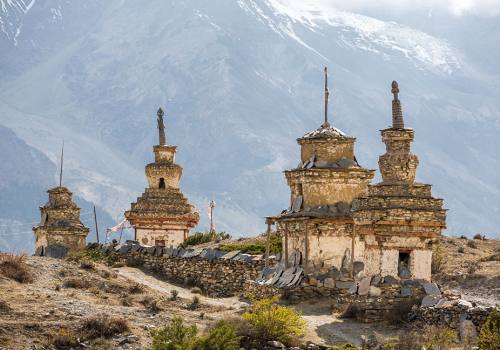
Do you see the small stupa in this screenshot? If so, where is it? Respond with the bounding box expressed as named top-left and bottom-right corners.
top-left (33, 143), bottom-right (89, 257)
top-left (125, 108), bottom-right (199, 247)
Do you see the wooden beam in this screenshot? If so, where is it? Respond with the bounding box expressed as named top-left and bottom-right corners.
top-left (265, 217), bottom-right (273, 267)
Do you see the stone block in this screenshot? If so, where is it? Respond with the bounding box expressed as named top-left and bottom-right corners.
top-left (369, 286), bottom-right (382, 297)
top-left (348, 283), bottom-right (358, 295)
top-left (353, 261), bottom-right (364, 275)
top-left (371, 275), bottom-right (382, 286)
top-left (336, 281), bottom-right (355, 289)
top-left (423, 282), bottom-right (441, 296)
top-left (358, 277), bottom-right (371, 296)
top-left (421, 295), bottom-right (440, 307)
top-left (324, 278), bottom-right (335, 288)
top-left (383, 275), bottom-right (399, 285)
top-left (457, 299), bottom-right (473, 309)
top-left (401, 287), bottom-right (412, 297)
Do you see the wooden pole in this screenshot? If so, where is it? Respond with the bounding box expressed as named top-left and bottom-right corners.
top-left (93, 205), bottom-right (99, 244)
top-left (118, 226), bottom-right (124, 244)
top-left (304, 222), bottom-right (309, 273)
top-left (284, 223), bottom-right (289, 268)
top-left (265, 218), bottom-right (272, 267)
top-left (59, 140), bottom-right (64, 187)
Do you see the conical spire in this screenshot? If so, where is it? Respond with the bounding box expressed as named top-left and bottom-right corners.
top-left (391, 81), bottom-right (405, 129)
top-left (322, 67), bottom-right (330, 128)
top-left (157, 107), bottom-right (166, 145)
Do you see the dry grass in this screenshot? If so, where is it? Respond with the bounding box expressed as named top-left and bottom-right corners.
top-left (63, 277), bottom-right (90, 289)
top-left (0, 253), bottom-right (33, 283)
top-left (47, 328), bottom-right (79, 349)
top-left (0, 300), bottom-right (10, 313)
top-left (80, 315), bottom-right (129, 340)
top-left (129, 283), bottom-right (145, 294)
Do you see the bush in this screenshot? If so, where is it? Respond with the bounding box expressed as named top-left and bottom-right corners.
top-left (121, 295), bottom-right (134, 307)
top-left (148, 317), bottom-right (241, 350)
top-left (188, 296), bottom-right (200, 310)
top-left (431, 244), bottom-right (446, 274)
top-left (63, 278), bottom-right (90, 289)
top-left (80, 259), bottom-right (95, 270)
top-left (67, 248), bottom-right (119, 266)
top-left (148, 317), bottom-right (198, 350)
top-left (242, 296), bottom-right (305, 345)
top-left (385, 298), bottom-right (421, 325)
top-left (0, 300), bottom-right (10, 313)
top-left (220, 234), bottom-right (282, 255)
top-left (394, 325), bottom-right (457, 350)
top-left (80, 315), bottom-right (129, 340)
top-left (141, 296), bottom-right (162, 312)
top-left (0, 253), bottom-right (33, 283)
top-left (480, 253), bottom-right (500, 262)
top-left (467, 261), bottom-right (480, 275)
top-left (181, 231), bottom-right (232, 248)
top-left (191, 287), bottom-right (202, 294)
top-left (478, 310), bottom-right (500, 350)
top-left (459, 235), bottom-right (468, 239)
top-left (473, 234), bottom-right (485, 240)
top-left (48, 328), bottom-right (79, 349)
top-left (467, 240), bottom-right (478, 249)
top-left (170, 289), bottom-right (178, 301)
top-left (129, 283), bottom-right (145, 294)
top-left (458, 247), bottom-right (465, 254)
top-left (193, 320), bottom-right (241, 350)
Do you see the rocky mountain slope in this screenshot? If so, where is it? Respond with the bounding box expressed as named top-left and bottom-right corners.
top-left (0, 0), bottom-right (499, 253)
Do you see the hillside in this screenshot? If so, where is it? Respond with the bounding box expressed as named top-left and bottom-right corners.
top-left (0, 0), bottom-right (499, 253)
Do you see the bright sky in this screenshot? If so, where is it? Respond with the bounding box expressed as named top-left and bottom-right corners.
top-left (279, 0), bottom-right (500, 17)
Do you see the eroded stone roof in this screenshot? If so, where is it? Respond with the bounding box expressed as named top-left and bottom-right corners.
top-left (301, 124), bottom-right (348, 139)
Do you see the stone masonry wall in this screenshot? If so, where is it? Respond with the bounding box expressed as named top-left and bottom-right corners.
top-left (107, 244), bottom-right (266, 297)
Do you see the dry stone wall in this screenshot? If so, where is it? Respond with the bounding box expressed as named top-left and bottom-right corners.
top-left (96, 242), bottom-right (266, 297)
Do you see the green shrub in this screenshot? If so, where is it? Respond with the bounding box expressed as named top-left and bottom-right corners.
top-left (431, 244), bottom-right (446, 274)
top-left (395, 325), bottom-right (457, 350)
top-left (193, 320), bottom-right (241, 350)
top-left (48, 327), bottom-right (79, 349)
top-left (181, 231), bottom-right (231, 248)
top-left (220, 234), bottom-right (282, 255)
top-left (67, 248), bottom-right (119, 266)
top-left (242, 296), bottom-right (305, 345)
top-left (149, 317), bottom-right (198, 350)
top-left (478, 310), bottom-right (500, 350)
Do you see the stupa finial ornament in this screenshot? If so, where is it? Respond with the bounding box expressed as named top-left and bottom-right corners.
top-left (391, 80), bottom-right (405, 129)
top-left (157, 107), bottom-right (166, 145)
top-left (322, 66), bottom-right (330, 128)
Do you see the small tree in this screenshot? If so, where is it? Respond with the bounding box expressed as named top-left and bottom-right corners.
top-left (193, 320), bottom-right (241, 350)
top-left (242, 296), bottom-right (305, 345)
top-left (478, 310), bottom-right (500, 350)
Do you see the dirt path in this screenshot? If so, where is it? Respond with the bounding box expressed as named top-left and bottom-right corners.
top-left (116, 266), bottom-right (248, 310)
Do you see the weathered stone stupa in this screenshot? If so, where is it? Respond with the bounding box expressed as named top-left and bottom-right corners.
top-left (33, 147), bottom-right (89, 257)
top-left (352, 81), bottom-right (446, 280)
top-left (270, 68), bottom-right (375, 273)
top-left (125, 108), bottom-right (199, 247)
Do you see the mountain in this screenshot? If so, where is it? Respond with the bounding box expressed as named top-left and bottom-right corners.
top-left (0, 0), bottom-right (499, 252)
top-left (0, 125), bottom-right (115, 252)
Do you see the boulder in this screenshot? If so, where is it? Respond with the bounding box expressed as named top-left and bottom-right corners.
top-left (324, 278), bottom-right (335, 288)
top-left (457, 299), bottom-right (473, 309)
top-left (336, 281), bottom-right (355, 289)
top-left (371, 275), bottom-right (382, 286)
top-left (401, 287), bottom-right (413, 297)
top-left (383, 275), bottom-right (399, 285)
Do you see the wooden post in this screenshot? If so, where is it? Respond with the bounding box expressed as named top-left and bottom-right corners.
top-left (351, 225), bottom-right (356, 277)
top-left (304, 221), bottom-right (309, 272)
top-left (265, 218), bottom-right (273, 267)
top-left (284, 223), bottom-right (289, 268)
top-left (93, 205), bottom-right (99, 244)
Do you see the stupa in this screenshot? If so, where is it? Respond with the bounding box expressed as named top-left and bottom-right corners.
top-left (125, 108), bottom-right (199, 247)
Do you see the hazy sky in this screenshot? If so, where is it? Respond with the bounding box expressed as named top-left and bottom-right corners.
top-left (281, 0), bottom-right (500, 17)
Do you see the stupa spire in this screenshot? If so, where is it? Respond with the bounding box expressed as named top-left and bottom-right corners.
top-left (58, 140), bottom-right (64, 188)
top-left (157, 107), bottom-right (166, 145)
top-left (322, 67), bottom-right (330, 128)
top-left (391, 80), bottom-right (405, 129)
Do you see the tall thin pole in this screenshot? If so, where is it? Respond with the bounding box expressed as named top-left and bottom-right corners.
top-left (209, 200), bottom-right (216, 233)
top-left (323, 67), bottom-right (330, 128)
top-left (59, 140), bottom-right (64, 187)
top-left (265, 218), bottom-right (273, 267)
top-left (93, 205), bottom-right (100, 243)
top-left (118, 226), bottom-right (124, 244)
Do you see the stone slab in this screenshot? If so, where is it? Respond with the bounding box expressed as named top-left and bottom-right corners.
top-left (336, 281), bottom-right (355, 289)
top-left (423, 282), bottom-right (441, 296)
top-left (421, 295), bottom-right (440, 307)
top-left (358, 277), bottom-right (371, 296)
top-left (401, 287), bottom-right (413, 297)
top-left (369, 286), bottom-right (382, 297)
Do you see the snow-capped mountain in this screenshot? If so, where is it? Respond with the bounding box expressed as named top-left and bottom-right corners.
top-left (0, 0), bottom-right (499, 251)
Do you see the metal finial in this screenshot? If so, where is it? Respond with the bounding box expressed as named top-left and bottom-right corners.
top-left (58, 140), bottom-right (64, 187)
top-left (157, 107), bottom-right (166, 145)
top-left (322, 67), bottom-right (330, 128)
top-left (391, 80), bottom-right (404, 129)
